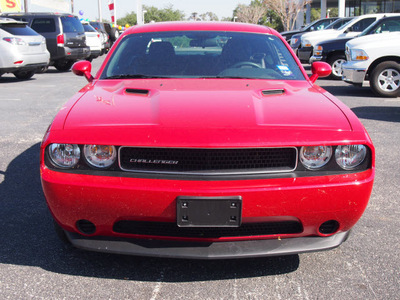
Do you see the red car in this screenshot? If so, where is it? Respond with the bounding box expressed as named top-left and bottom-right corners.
top-left (40, 22), bottom-right (374, 259)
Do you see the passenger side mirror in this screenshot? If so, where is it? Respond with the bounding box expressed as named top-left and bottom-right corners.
top-left (72, 60), bottom-right (93, 83)
top-left (309, 61), bottom-right (331, 83)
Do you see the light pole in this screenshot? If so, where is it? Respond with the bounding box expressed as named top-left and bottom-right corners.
top-left (233, 16), bottom-right (238, 22)
top-left (98, 0), bottom-right (102, 21)
top-left (142, 10), bottom-right (147, 24)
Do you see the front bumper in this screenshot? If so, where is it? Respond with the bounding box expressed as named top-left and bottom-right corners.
top-left (342, 62), bottom-right (367, 84)
top-left (309, 55), bottom-right (324, 64)
top-left (42, 165), bottom-right (374, 257)
top-left (297, 47), bottom-right (313, 63)
top-left (66, 230), bottom-right (351, 259)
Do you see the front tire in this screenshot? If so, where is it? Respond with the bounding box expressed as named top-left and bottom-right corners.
top-left (327, 54), bottom-right (346, 80)
top-left (370, 61), bottom-right (400, 97)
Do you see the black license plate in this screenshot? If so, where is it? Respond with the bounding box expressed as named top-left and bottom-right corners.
top-left (176, 196), bottom-right (242, 227)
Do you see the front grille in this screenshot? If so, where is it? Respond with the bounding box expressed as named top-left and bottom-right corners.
top-left (119, 147), bottom-right (297, 175)
top-left (113, 220), bottom-right (303, 238)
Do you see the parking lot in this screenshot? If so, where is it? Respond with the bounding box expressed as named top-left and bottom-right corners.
top-left (0, 57), bottom-right (399, 299)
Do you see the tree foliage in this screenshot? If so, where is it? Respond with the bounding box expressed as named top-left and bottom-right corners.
top-left (118, 5), bottom-right (184, 26)
top-left (235, 3), bottom-right (267, 24)
top-left (262, 0), bottom-right (312, 31)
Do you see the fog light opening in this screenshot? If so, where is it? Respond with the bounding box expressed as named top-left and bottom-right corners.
top-left (319, 220), bottom-right (339, 235)
top-left (76, 219), bottom-right (96, 235)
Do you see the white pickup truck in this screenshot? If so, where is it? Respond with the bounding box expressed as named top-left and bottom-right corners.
top-left (342, 32), bottom-right (400, 97)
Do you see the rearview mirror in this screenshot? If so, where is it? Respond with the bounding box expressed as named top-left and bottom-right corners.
top-left (309, 61), bottom-right (331, 83)
top-left (72, 60), bottom-right (93, 83)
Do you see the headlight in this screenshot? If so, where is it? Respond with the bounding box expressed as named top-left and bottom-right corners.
top-left (350, 49), bottom-right (369, 61)
top-left (314, 45), bottom-right (323, 56)
top-left (335, 145), bottom-right (366, 170)
top-left (291, 37), bottom-right (298, 45)
top-left (83, 145), bottom-right (117, 168)
top-left (48, 144), bottom-right (80, 168)
top-left (302, 39), bottom-right (312, 47)
top-left (300, 146), bottom-right (332, 170)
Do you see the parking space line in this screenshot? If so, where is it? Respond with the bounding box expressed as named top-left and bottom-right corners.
top-left (0, 98), bottom-right (21, 101)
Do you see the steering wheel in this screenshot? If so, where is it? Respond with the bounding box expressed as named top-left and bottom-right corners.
top-left (230, 61), bottom-right (262, 69)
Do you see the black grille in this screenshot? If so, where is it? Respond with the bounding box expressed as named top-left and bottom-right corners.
top-left (113, 220), bottom-right (303, 238)
top-left (119, 147), bottom-right (297, 175)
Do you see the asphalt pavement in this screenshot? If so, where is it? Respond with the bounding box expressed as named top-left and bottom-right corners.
top-left (0, 58), bottom-right (399, 299)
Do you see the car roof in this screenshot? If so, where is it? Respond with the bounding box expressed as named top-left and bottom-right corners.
top-left (1, 12), bottom-right (77, 18)
top-left (123, 21), bottom-right (275, 35)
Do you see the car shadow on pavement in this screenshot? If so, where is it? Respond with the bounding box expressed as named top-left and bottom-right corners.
top-left (352, 106), bottom-right (400, 123)
top-left (0, 143), bottom-right (299, 282)
top-left (318, 83), bottom-right (375, 97)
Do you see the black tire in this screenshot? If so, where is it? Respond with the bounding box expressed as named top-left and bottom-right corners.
top-left (54, 60), bottom-right (74, 72)
top-left (13, 70), bottom-right (35, 80)
top-left (53, 220), bottom-right (71, 245)
top-left (327, 54), bottom-right (346, 80)
top-left (370, 61), bottom-right (400, 97)
top-left (110, 27), bottom-right (119, 42)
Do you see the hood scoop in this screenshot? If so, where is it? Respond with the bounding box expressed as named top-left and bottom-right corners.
top-left (125, 88), bottom-right (150, 96)
top-left (262, 89), bottom-right (285, 96)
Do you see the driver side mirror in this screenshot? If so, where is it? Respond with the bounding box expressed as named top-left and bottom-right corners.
top-left (72, 60), bottom-right (94, 83)
top-left (309, 61), bottom-right (331, 83)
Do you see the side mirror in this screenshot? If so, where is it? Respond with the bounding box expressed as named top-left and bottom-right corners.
top-left (72, 60), bottom-right (93, 83)
top-left (309, 61), bottom-right (331, 83)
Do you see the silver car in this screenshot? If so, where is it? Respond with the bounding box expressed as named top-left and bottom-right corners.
top-left (0, 17), bottom-right (50, 80)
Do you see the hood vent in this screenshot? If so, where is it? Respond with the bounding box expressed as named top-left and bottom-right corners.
top-left (262, 89), bottom-right (285, 96)
top-left (125, 88), bottom-right (150, 95)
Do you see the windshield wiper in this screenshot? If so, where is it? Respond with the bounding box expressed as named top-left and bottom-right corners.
top-left (104, 74), bottom-right (171, 79)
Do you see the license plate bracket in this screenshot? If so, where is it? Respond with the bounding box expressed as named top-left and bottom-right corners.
top-left (176, 196), bottom-right (242, 227)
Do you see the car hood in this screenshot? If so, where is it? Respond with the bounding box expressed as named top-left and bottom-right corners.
top-left (59, 79), bottom-right (355, 147)
top-left (346, 32), bottom-right (400, 48)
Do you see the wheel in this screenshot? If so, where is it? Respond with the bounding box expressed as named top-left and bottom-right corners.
top-left (54, 60), bottom-right (74, 72)
top-left (327, 54), bottom-right (346, 80)
top-left (13, 70), bottom-right (35, 80)
top-left (370, 61), bottom-right (400, 97)
top-left (110, 27), bottom-right (119, 42)
top-left (230, 61), bottom-right (262, 68)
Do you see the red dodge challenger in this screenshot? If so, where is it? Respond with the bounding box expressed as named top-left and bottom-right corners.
top-left (40, 22), bottom-right (375, 259)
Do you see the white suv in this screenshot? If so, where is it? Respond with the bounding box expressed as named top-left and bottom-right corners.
top-left (0, 18), bottom-right (49, 79)
top-left (342, 31), bottom-right (400, 97)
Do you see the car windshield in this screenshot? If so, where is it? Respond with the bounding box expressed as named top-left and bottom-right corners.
top-left (61, 16), bottom-right (84, 33)
top-left (0, 23), bottom-right (39, 35)
top-left (325, 18), bottom-right (353, 30)
top-left (359, 17), bottom-right (400, 36)
top-left (101, 31), bottom-right (305, 80)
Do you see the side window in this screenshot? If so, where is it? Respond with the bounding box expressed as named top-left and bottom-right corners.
top-left (31, 18), bottom-right (56, 33)
top-left (351, 18), bottom-right (376, 32)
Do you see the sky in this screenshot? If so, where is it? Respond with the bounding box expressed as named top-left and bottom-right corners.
top-left (28, 0), bottom-right (253, 22)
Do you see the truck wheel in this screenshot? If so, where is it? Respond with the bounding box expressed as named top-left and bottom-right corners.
top-left (13, 70), bottom-right (35, 80)
top-left (370, 61), bottom-right (400, 97)
top-left (54, 60), bottom-right (74, 72)
top-left (327, 54), bottom-right (346, 80)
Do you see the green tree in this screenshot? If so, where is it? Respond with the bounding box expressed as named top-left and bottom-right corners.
top-left (118, 5), bottom-right (184, 26)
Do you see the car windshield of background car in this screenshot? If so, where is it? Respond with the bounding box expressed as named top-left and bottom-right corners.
top-left (359, 17), bottom-right (400, 36)
top-left (101, 31), bottom-right (305, 80)
top-left (0, 23), bottom-right (39, 36)
top-left (61, 16), bottom-right (84, 33)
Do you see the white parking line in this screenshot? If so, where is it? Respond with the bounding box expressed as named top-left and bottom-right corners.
top-left (0, 98), bottom-right (21, 101)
